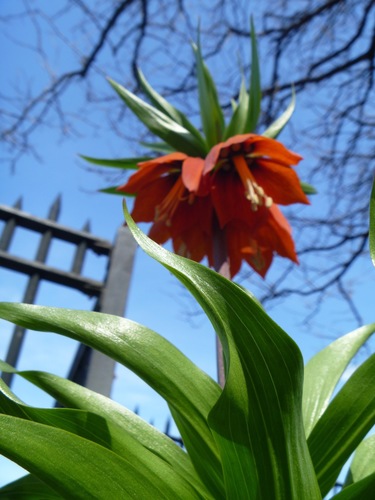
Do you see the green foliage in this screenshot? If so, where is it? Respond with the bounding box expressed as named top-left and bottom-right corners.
top-left (245, 17), bottom-right (261, 133)
top-left (262, 88), bottom-right (295, 139)
top-left (107, 78), bottom-right (208, 157)
top-left (81, 25), bottom-right (319, 197)
top-left (344, 435), bottom-right (375, 486)
top-left (192, 34), bottom-right (225, 148)
top-left (79, 155), bottom-right (151, 169)
top-left (0, 205), bottom-right (373, 498)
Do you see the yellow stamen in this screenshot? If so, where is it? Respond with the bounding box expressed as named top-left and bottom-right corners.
top-left (232, 155), bottom-right (273, 210)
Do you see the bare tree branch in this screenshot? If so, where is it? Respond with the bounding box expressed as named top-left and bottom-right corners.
top-left (1, 0), bottom-right (374, 327)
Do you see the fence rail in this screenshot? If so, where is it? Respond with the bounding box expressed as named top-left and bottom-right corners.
top-left (0, 196), bottom-right (184, 447)
top-left (0, 196), bottom-right (136, 395)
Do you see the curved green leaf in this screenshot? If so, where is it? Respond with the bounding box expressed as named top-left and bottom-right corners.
top-left (108, 78), bottom-right (207, 157)
top-left (301, 181), bottom-right (317, 195)
top-left (0, 415), bottom-right (199, 499)
top-left (223, 78), bottom-right (249, 140)
top-left (99, 186), bottom-right (134, 196)
top-left (331, 473), bottom-right (375, 500)
top-left (0, 473), bottom-right (60, 499)
top-left (137, 68), bottom-right (205, 143)
top-left (303, 323), bottom-right (375, 437)
top-left (122, 203), bottom-right (321, 499)
top-left (344, 434), bottom-right (375, 486)
top-left (79, 155), bottom-right (150, 169)
top-left (0, 307), bottom-right (223, 497)
top-left (0, 383), bottom-right (205, 498)
top-left (308, 354), bottom-right (375, 497)
top-left (139, 141), bottom-right (176, 153)
top-left (192, 36), bottom-right (225, 148)
top-left (0, 362), bottom-right (207, 496)
top-left (246, 18), bottom-right (261, 132)
top-left (262, 88), bottom-right (296, 139)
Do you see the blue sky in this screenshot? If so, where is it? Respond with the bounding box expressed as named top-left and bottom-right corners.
top-left (1, 1), bottom-right (374, 487)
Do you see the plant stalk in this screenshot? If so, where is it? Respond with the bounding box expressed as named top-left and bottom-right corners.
top-left (212, 219), bottom-right (229, 388)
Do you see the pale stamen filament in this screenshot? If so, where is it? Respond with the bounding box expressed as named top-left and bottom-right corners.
top-left (232, 155), bottom-right (273, 211)
top-left (155, 177), bottom-right (186, 226)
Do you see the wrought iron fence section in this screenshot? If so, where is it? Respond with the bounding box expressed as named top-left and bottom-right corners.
top-left (0, 196), bottom-right (136, 395)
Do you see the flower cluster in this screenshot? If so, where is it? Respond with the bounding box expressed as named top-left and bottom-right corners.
top-left (85, 22), bottom-right (314, 279)
top-left (117, 133), bottom-right (309, 278)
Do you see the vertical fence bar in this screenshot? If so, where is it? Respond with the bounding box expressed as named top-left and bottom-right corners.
top-left (0, 198), bottom-right (22, 252)
top-left (68, 225), bottom-right (137, 396)
top-left (70, 221), bottom-right (90, 274)
top-left (54, 220), bottom-right (93, 403)
top-left (1, 196), bottom-right (61, 386)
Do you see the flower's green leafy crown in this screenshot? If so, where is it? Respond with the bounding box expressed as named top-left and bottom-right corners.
top-left (81, 19), bottom-right (316, 196)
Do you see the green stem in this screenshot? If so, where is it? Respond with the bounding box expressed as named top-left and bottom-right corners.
top-left (212, 217), bottom-right (229, 388)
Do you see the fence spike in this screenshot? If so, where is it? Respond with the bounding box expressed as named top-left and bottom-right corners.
top-left (164, 417), bottom-right (171, 435)
top-left (48, 195), bottom-right (61, 221)
top-left (81, 220), bottom-right (91, 233)
top-left (13, 197), bottom-right (23, 209)
top-left (71, 223), bottom-right (89, 274)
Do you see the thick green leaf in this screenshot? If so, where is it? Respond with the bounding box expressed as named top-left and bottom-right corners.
top-left (79, 155), bottom-right (150, 169)
top-left (303, 323), bottom-right (375, 437)
top-left (192, 36), bottom-right (225, 148)
top-left (99, 185), bottom-right (134, 196)
top-left (262, 89), bottom-right (296, 139)
top-left (370, 174), bottom-right (375, 267)
top-left (108, 78), bottom-right (207, 157)
top-left (308, 354), bottom-right (375, 497)
top-left (246, 18), bottom-right (261, 132)
top-left (0, 307), bottom-right (223, 497)
top-left (139, 141), bottom-right (176, 153)
top-left (0, 375), bottom-right (206, 498)
top-left (223, 78), bottom-right (249, 140)
top-left (0, 362), bottom-right (207, 496)
top-left (331, 473), bottom-right (375, 500)
top-left (122, 203), bottom-right (321, 499)
top-left (0, 473), bottom-right (61, 499)
top-left (0, 415), bottom-right (198, 499)
top-left (137, 68), bottom-right (205, 143)
top-left (344, 434), bottom-right (375, 486)
top-left (301, 181), bottom-right (317, 195)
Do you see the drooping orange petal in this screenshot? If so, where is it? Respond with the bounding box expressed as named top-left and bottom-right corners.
top-left (173, 226), bottom-right (212, 264)
top-left (256, 204), bottom-right (299, 263)
top-left (225, 221), bottom-right (256, 277)
top-left (249, 136), bottom-right (303, 165)
top-left (244, 246), bottom-right (273, 278)
top-left (170, 198), bottom-right (212, 242)
top-left (131, 176), bottom-right (175, 221)
top-left (211, 170), bottom-right (262, 229)
top-left (204, 133), bottom-right (303, 176)
top-left (224, 220), bottom-right (275, 278)
top-left (117, 163), bottom-right (172, 193)
top-left (203, 142), bottom-right (222, 175)
top-left (251, 159), bottom-right (310, 205)
top-left (149, 220), bottom-right (171, 244)
top-left (155, 176), bottom-right (186, 224)
top-left (203, 134), bottom-right (255, 174)
top-left (181, 157), bottom-right (205, 192)
top-left (118, 152), bottom-right (187, 193)
top-left (138, 152), bottom-right (187, 168)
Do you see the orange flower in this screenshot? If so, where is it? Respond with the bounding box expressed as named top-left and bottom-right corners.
top-left (116, 152), bottom-right (213, 264)
top-left (203, 134), bottom-right (309, 277)
top-left (117, 135), bottom-right (308, 279)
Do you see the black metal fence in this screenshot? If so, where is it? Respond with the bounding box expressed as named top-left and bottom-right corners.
top-left (0, 195), bottom-right (136, 394)
top-left (0, 197), bottom-right (183, 445)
